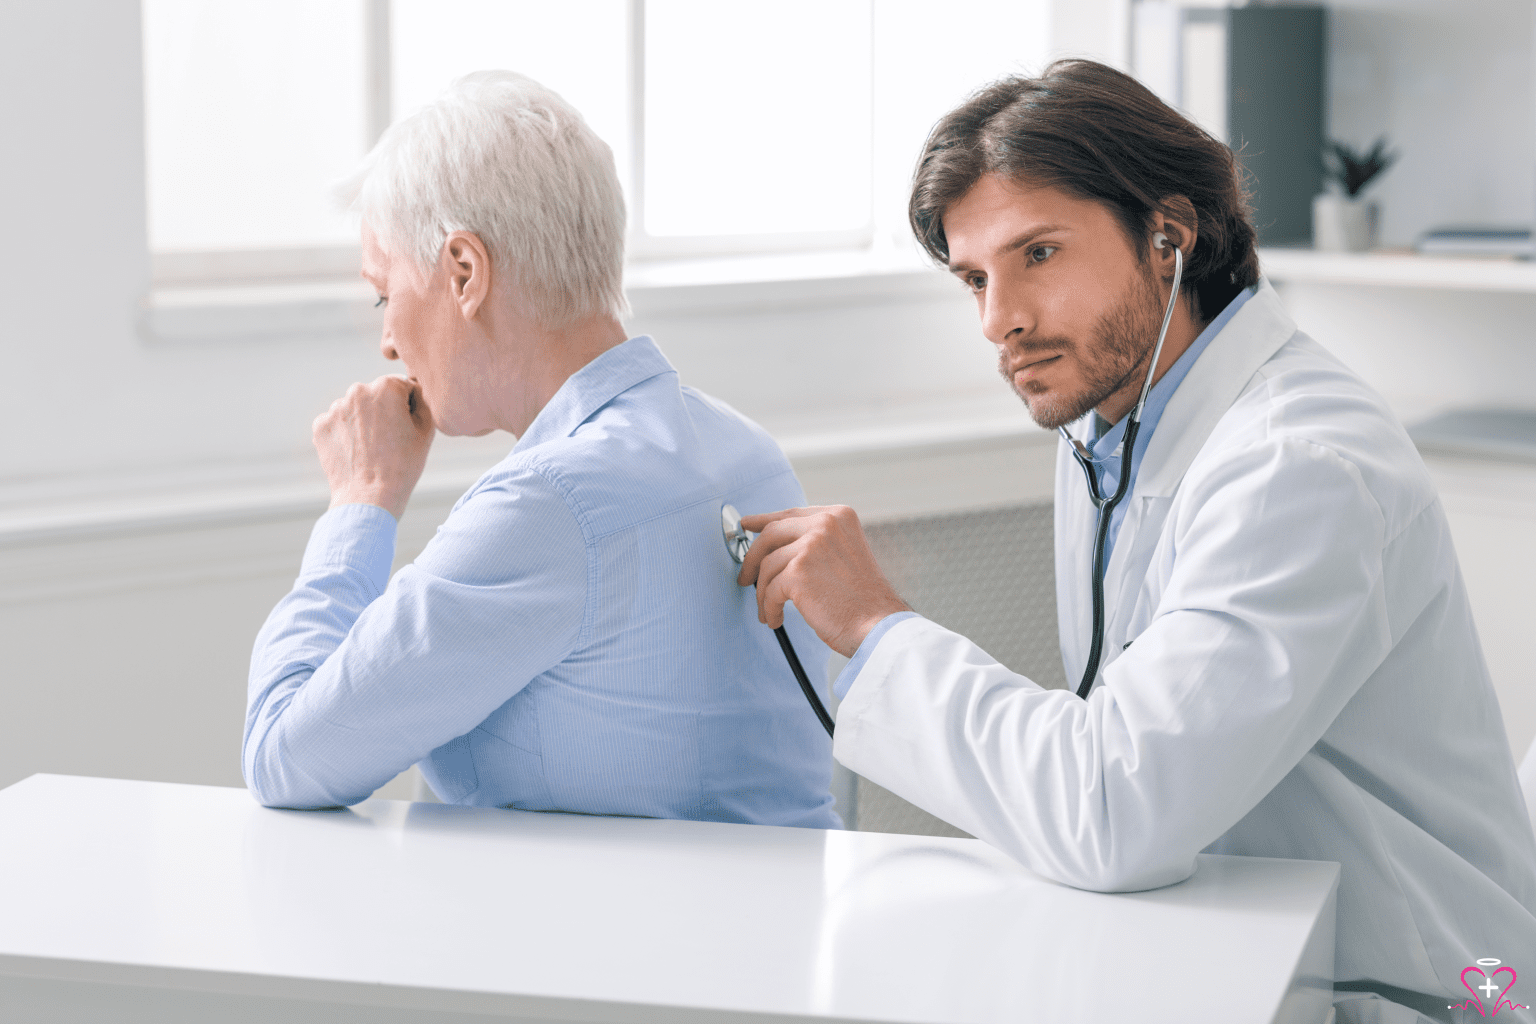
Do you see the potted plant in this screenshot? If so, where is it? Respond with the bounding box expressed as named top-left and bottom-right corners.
top-left (1313, 138), bottom-right (1397, 252)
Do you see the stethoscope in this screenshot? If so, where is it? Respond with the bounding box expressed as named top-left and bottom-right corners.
top-left (721, 504), bottom-right (837, 737)
top-left (1061, 236), bottom-right (1183, 700)
top-left (714, 239), bottom-right (1181, 720)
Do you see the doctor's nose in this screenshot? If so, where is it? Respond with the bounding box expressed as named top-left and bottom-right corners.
top-left (380, 335), bottom-right (399, 361)
top-left (979, 293), bottom-right (1036, 349)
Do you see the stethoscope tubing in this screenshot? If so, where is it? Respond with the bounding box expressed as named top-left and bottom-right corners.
top-left (722, 504), bottom-right (836, 737)
top-left (1073, 415), bottom-right (1142, 699)
top-left (775, 626), bottom-right (836, 736)
top-left (1062, 245), bottom-right (1184, 700)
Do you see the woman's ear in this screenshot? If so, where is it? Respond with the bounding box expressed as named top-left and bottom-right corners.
top-left (441, 231), bottom-right (493, 320)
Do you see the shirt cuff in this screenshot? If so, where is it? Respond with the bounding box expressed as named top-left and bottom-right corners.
top-left (299, 503), bottom-right (398, 597)
top-left (833, 611), bottom-right (921, 701)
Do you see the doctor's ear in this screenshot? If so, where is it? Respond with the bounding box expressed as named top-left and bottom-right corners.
top-left (1148, 200), bottom-right (1197, 271)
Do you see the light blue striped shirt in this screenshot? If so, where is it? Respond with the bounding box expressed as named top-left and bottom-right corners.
top-left (245, 335), bottom-right (840, 828)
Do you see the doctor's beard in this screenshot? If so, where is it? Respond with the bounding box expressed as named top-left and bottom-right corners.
top-left (1002, 262), bottom-right (1165, 431)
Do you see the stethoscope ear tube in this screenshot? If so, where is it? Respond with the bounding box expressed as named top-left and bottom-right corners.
top-left (722, 505), bottom-right (835, 737)
top-left (1064, 245), bottom-right (1184, 700)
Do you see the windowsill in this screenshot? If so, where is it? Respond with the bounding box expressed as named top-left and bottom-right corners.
top-left (110, 242), bottom-right (1536, 544)
top-left (143, 244), bottom-right (1536, 346)
top-left (141, 278), bottom-right (386, 345)
top-left (140, 245), bottom-right (957, 346)
top-left (85, 244), bottom-right (1023, 549)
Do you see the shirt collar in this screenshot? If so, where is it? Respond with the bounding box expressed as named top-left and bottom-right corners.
top-left (513, 335), bottom-right (676, 452)
top-left (1088, 286), bottom-right (1255, 458)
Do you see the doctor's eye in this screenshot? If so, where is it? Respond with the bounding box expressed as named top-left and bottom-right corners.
top-left (1028, 245), bottom-right (1057, 263)
top-left (965, 274), bottom-right (987, 292)
top-left (374, 295), bottom-right (388, 308)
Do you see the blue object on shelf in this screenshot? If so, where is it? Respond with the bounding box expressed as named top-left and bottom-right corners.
top-left (1415, 227), bottom-right (1533, 259)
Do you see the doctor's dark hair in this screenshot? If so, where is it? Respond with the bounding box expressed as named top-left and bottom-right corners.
top-left (909, 60), bottom-right (1260, 322)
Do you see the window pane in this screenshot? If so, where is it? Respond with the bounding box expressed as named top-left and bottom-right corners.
top-left (871, 0), bottom-right (1050, 249)
top-left (644, 0), bottom-right (872, 237)
top-left (143, 0), bottom-right (366, 252)
top-left (391, 0), bottom-right (630, 205)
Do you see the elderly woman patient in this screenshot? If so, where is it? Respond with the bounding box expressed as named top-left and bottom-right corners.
top-left (243, 71), bottom-right (837, 826)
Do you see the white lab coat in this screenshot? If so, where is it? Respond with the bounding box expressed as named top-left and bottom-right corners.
top-left (833, 282), bottom-right (1536, 1014)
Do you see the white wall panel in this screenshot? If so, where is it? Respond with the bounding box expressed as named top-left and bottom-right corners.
top-left (1327, 0), bottom-right (1534, 247)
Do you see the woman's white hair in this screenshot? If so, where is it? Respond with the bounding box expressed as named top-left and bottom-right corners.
top-left (338, 70), bottom-right (627, 328)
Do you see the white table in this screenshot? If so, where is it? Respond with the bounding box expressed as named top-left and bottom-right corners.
top-left (0, 774), bottom-right (1338, 1023)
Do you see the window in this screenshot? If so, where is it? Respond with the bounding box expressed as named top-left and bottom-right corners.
top-left (640, 1), bottom-right (871, 253)
top-left (143, 0), bottom-right (1049, 284)
top-left (390, 1), bottom-right (630, 205)
top-left (142, 0), bottom-right (370, 279)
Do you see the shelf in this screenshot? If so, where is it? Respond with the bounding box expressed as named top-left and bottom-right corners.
top-left (1258, 247), bottom-right (1536, 294)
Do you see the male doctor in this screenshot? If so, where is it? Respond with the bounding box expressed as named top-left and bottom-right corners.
top-left (740, 61), bottom-right (1536, 1023)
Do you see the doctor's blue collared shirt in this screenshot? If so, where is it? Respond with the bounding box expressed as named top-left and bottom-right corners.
top-left (245, 335), bottom-right (840, 828)
top-left (835, 286), bottom-right (1255, 700)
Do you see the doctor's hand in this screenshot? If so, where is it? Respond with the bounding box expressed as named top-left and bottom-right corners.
top-left (313, 375), bottom-right (435, 521)
top-left (738, 506), bottom-right (909, 658)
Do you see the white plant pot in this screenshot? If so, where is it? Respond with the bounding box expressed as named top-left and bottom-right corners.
top-left (1312, 193), bottom-right (1378, 252)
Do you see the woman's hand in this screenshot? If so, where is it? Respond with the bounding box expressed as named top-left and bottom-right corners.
top-left (313, 375), bottom-right (435, 520)
top-left (737, 505), bottom-right (909, 657)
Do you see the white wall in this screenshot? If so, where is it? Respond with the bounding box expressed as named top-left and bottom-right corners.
top-left (1051, 0), bottom-right (1132, 67)
top-left (1432, 460), bottom-right (1536, 769)
top-left (0, 3), bottom-right (407, 487)
top-left (0, 1), bottom-right (1044, 793)
top-left (1327, 0), bottom-right (1534, 246)
top-left (1277, 283), bottom-right (1536, 417)
top-left (0, 0), bottom-right (1116, 492)
top-left (3, 0), bottom-right (1534, 797)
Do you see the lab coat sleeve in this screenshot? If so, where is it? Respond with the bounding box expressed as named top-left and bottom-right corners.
top-left (243, 465), bottom-right (587, 809)
top-left (833, 436), bottom-right (1395, 892)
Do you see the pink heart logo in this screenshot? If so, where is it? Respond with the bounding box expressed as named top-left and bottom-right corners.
top-left (1461, 965), bottom-right (1518, 1016)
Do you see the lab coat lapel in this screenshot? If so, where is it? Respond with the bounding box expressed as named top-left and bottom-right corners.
top-left (1099, 493), bottom-right (1171, 672)
top-left (1065, 281), bottom-right (1300, 689)
top-left (1134, 281), bottom-right (1298, 500)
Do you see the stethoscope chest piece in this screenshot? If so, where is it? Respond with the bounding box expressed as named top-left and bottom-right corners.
top-left (718, 501), bottom-right (836, 737)
top-left (722, 503), bottom-right (751, 565)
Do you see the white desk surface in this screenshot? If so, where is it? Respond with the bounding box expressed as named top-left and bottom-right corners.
top-left (0, 774), bottom-right (1338, 1024)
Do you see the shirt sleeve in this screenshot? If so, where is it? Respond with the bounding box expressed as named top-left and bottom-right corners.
top-left (832, 436), bottom-right (1393, 892)
top-left (833, 611), bottom-right (920, 700)
top-left (243, 464), bottom-right (588, 808)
